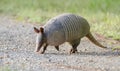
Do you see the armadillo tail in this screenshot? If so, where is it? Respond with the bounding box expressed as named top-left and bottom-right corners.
top-left (86, 32), bottom-right (107, 48)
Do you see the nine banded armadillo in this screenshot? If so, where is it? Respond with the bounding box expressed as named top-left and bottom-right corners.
top-left (34, 13), bottom-right (107, 54)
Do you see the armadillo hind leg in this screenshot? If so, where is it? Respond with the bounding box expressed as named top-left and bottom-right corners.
top-left (40, 44), bottom-right (48, 54)
top-left (55, 46), bottom-right (59, 51)
top-left (86, 32), bottom-right (107, 48)
top-left (69, 39), bottom-right (81, 54)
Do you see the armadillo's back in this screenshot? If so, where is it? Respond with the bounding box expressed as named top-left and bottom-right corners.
top-left (58, 13), bottom-right (90, 41)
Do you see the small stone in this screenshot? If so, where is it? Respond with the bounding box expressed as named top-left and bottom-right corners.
top-left (0, 56), bottom-right (4, 59)
top-left (89, 60), bottom-right (94, 62)
top-left (5, 62), bottom-right (10, 64)
top-left (84, 49), bottom-right (87, 51)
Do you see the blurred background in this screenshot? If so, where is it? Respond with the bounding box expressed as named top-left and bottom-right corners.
top-left (0, 0), bottom-right (120, 40)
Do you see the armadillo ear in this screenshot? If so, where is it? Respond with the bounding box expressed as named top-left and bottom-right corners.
top-left (34, 27), bottom-right (39, 33)
top-left (40, 27), bottom-right (44, 33)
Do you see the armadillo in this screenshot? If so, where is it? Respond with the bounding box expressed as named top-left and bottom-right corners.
top-left (34, 13), bottom-right (107, 54)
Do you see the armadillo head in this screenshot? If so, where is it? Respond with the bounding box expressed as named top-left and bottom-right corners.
top-left (34, 27), bottom-right (45, 52)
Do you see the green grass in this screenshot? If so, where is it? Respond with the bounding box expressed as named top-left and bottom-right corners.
top-left (0, 66), bottom-right (11, 71)
top-left (0, 0), bottom-right (120, 40)
top-left (112, 46), bottom-right (120, 51)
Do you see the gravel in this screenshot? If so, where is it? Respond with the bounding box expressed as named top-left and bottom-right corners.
top-left (0, 16), bottom-right (120, 71)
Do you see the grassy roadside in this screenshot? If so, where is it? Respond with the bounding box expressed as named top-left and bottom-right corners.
top-left (0, 0), bottom-right (120, 40)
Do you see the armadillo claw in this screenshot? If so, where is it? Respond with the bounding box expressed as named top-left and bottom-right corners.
top-left (40, 51), bottom-right (44, 54)
top-left (70, 49), bottom-right (78, 54)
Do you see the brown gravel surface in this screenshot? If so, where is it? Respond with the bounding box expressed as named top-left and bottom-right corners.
top-left (0, 16), bottom-right (120, 71)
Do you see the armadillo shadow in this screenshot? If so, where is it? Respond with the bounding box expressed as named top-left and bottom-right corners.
top-left (44, 50), bottom-right (120, 56)
top-left (77, 51), bottom-right (120, 56)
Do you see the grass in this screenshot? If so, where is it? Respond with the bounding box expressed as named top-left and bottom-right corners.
top-left (0, 66), bottom-right (11, 71)
top-left (0, 0), bottom-right (120, 40)
top-left (112, 46), bottom-right (120, 51)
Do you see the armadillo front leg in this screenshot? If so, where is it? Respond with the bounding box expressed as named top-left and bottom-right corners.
top-left (40, 44), bottom-right (48, 54)
top-left (41, 44), bottom-right (59, 54)
top-left (70, 39), bottom-right (81, 54)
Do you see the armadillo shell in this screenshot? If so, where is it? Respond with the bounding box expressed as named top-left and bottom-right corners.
top-left (44, 13), bottom-right (90, 46)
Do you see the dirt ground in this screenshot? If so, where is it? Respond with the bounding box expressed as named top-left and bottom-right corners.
top-left (0, 16), bottom-right (120, 71)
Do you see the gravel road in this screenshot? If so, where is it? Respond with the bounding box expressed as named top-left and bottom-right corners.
top-left (0, 16), bottom-right (120, 71)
